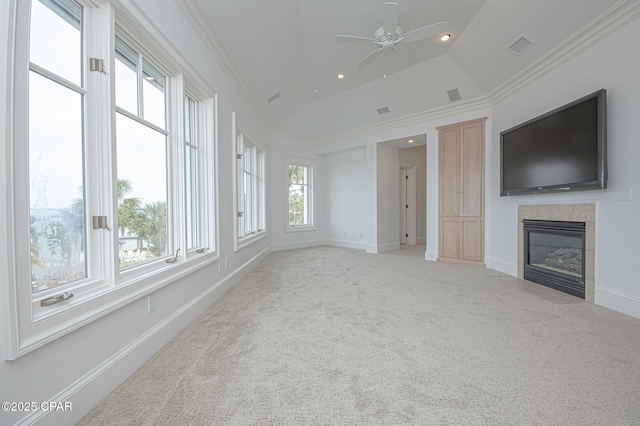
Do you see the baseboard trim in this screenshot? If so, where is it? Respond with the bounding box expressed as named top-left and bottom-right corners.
top-left (365, 242), bottom-right (401, 254)
top-left (19, 247), bottom-right (271, 426)
top-left (323, 239), bottom-right (366, 250)
top-left (271, 239), bottom-right (324, 252)
top-left (416, 236), bottom-right (426, 245)
top-left (485, 257), bottom-right (517, 277)
top-left (377, 242), bottom-right (400, 253)
top-left (595, 287), bottom-right (640, 319)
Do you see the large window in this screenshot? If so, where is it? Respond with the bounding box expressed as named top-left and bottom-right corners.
top-left (115, 37), bottom-right (169, 268)
top-left (235, 126), bottom-right (266, 249)
top-left (288, 162), bottom-right (314, 229)
top-left (184, 95), bottom-right (199, 250)
top-left (28, 0), bottom-right (87, 294)
top-left (1, 0), bottom-right (218, 359)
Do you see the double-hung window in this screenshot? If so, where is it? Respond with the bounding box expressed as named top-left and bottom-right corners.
top-left (183, 92), bottom-right (215, 256)
top-left (234, 125), bottom-right (265, 249)
top-left (1, 0), bottom-right (218, 359)
top-left (185, 95), bottom-right (199, 250)
top-left (115, 37), bottom-right (169, 269)
top-left (27, 0), bottom-right (87, 294)
top-left (288, 161), bottom-right (314, 230)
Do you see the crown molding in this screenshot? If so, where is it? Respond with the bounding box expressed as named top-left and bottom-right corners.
top-left (173, 0), bottom-right (273, 131)
top-left (316, 96), bottom-right (492, 145)
top-left (271, 131), bottom-right (316, 145)
top-left (489, 0), bottom-right (640, 104)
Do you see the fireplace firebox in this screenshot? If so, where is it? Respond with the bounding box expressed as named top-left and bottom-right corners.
top-left (523, 220), bottom-right (585, 299)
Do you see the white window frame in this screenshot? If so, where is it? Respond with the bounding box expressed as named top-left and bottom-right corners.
top-left (114, 33), bottom-right (175, 283)
top-left (233, 113), bottom-right (266, 251)
top-left (0, 0), bottom-right (219, 360)
top-left (287, 159), bottom-right (315, 232)
top-left (183, 90), bottom-right (215, 257)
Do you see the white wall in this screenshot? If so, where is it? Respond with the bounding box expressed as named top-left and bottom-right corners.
top-left (0, 1), bottom-right (274, 424)
top-left (270, 133), bottom-right (325, 251)
top-left (322, 147), bottom-right (368, 249)
top-left (399, 145), bottom-right (427, 243)
top-left (316, 103), bottom-right (492, 260)
top-left (488, 16), bottom-right (640, 318)
top-left (376, 144), bottom-right (401, 252)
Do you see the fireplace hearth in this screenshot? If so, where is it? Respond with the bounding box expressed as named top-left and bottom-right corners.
top-left (523, 220), bottom-right (586, 298)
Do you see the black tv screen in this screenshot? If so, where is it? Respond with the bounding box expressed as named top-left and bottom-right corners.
top-left (500, 89), bottom-right (607, 196)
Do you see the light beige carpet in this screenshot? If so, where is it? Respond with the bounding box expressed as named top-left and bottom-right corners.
top-left (79, 246), bottom-right (640, 425)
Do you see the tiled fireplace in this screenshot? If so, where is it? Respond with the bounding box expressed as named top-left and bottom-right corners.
top-left (518, 203), bottom-right (595, 302)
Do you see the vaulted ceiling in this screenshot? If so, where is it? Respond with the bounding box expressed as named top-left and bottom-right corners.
top-left (182, 0), bottom-right (624, 141)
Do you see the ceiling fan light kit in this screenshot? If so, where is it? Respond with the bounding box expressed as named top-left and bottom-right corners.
top-left (335, 2), bottom-right (448, 69)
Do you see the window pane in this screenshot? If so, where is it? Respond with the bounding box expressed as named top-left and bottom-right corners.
top-left (289, 184), bottom-right (305, 226)
top-left (289, 164), bottom-right (310, 226)
top-left (243, 145), bottom-right (253, 233)
top-left (142, 60), bottom-right (166, 129)
top-left (186, 146), bottom-right (198, 248)
top-left (30, 0), bottom-right (82, 86)
top-left (116, 113), bottom-right (168, 267)
top-left (29, 71), bottom-right (86, 293)
top-left (244, 170), bottom-right (253, 233)
top-left (244, 145), bottom-right (251, 173)
top-left (185, 96), bottom-right (199, 249)
top-left (289, 165), bottom-right (304, 185)
top-left (257, 151), bottom-right (265, 231)
top-left (185, 97), bottom-right (196, 145)
top-left (115, 55), bottom-right (138, 114)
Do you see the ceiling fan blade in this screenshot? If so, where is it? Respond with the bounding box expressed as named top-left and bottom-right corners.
top-left (402, 21), bottom-right (448, 43)
top-left (335, 35), bottom-right (378, 44)
top-left (382, 2), bottom-right (398, 36)
top-left (357, 47), bottom-right (383, 69)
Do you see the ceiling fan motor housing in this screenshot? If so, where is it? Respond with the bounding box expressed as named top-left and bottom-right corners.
top-left (375, 26), bottom-right (403, 42)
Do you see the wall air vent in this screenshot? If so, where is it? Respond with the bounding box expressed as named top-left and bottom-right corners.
top-left (507, 34), bottom-right (535, 56)
top-left (447, 88), bottom-right (461, 102)
top-left (267, 92), bottom-right (281, 103)
top-left (377, 106), bottom-right (390, 115)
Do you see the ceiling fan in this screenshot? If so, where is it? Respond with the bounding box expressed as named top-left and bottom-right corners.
top-left (335, 2), bottom-right (448, 69)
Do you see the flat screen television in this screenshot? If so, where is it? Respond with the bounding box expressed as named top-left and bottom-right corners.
top-left (500, 89), bottom-right (607, 196)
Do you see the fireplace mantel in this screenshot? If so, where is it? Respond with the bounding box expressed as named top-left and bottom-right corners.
top-left (518, 203), bottom-right (596, 302)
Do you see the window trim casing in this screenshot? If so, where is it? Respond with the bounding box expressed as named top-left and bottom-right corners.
top-left (0, 0), bottom-right (220, 360)
top-left (286, 158), bottom-right (316, 232)
top-left (232, 113), bottom-right (266, 251)
top-left (182, 89), bottom-right (217, 258)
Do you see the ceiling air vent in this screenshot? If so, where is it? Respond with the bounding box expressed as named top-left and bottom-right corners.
top-left (507, 34), bottom-right (535, 56)
top-left (267, 92), bottom-right (281, 104)
top-left (447, 88), bottom-right (461, 102)
top-left (377, 106), bottom-right (390, 115)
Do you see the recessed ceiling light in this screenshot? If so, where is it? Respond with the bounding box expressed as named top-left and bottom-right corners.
top-left (408, 139), bottom-right (414, 144)
top-left (337, 73), bottom-right (345, 80)
top-left (313, 88), bottom-right (320, 93)
top-left (439, 33), bottom-right (451, 42)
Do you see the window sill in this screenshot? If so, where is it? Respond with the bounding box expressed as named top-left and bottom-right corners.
top-left (286, 225), bottom-right (316, 233)
top-left (7, 251), bottom-right (219, 360)
top-left (235, 230), bottom-right (267, 251)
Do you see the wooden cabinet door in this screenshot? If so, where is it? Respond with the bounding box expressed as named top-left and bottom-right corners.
top-left (437, 117), bottom-right (486, 265)
top-left (439, 127), bottom-right (460, 217)
top-left (439, 217), bottom-right (460, 259)
top-left (460, 218), bottom-right (483, 262)
top-left (460, 122), bottom-right (483, 217)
